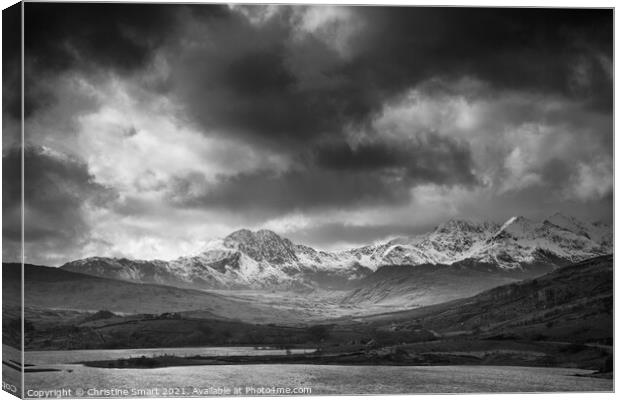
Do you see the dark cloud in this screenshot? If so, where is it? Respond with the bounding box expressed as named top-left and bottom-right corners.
top-left (312, 136), bottom-right (477, 185)
top-left (168, 168), bottom-right (409, 214)
top-left (2, 3), bottom-right (22, 123)
top-left (22, 3), bottom-right (229, 118)
top-left (353, 8), bottom-right (612, 105)
top-left (2, 145), bottom-right (21, 258)
top-left (539, 158), bottom-right (575, 189)
top-left (25, 3), bottom-right (181, 74)
top-left (167, 133), bottom-right (477, 214)
top-left (163, 6), bottom-right (612, 150)
top-left (2, 147), bottom-right (117, 264)
top-left (20, 4), bottom-right (612, 138)
top-left (21, 4), bottom-right (613, 144)
top-left (313, 141), bottom-right (403, 171)
top-left (167, 9), bottom-right (344, 148)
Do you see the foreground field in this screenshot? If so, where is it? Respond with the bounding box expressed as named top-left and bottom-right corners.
top-left (24, 360), bottom-right (612, 394)
top-left (14, 342), bottom-right (613, 396)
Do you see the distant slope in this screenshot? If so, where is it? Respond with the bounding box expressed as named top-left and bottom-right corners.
top-left (3, 263), bottom-right (303, 324)
top-left (341, 262), bottom-right (532, 308)
top-left (352, 255), bottom-right (612, 344)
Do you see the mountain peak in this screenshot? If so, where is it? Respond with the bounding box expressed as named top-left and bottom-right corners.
top-left (225, 228), bottom-right (282, 241)
top-left (546, 211), bottom-right (579, 224)
top-left (225, 228), bottom-right (254, 240)
top-left (223, 228), bottom-right (298, 264)
top-left (435, 218), bottom-right (493, 234)
top-left (544, 212), bottom-right (589, 232)
top-left (494, 216), bottom-right (535, 238)
top-left (549, 211), bottom-right (570, 218)
top-left (256, 229), bottom-right (284, 239)
top-left (502, 215), bottom-right (531, 226)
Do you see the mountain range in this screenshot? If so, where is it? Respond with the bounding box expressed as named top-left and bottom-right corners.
top-left (61, 213), bottom-right (611, 291)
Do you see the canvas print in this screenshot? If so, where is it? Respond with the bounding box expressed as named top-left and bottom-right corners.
top-left (2, 2), bottom-right (614, 398)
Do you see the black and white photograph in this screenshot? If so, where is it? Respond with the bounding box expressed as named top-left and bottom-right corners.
top-left (1, 1), bottom-right (615, 397)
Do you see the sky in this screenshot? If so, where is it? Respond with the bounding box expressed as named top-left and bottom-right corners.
top-left (2, 4), bottom-right (613, 265)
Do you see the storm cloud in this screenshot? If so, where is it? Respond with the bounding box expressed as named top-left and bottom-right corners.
top-left (2, 147), bottom-right (116, 264)
top-left (164, 6), bottom-right (612, 146)
top-left (6, 4), bottom-right (613, 264)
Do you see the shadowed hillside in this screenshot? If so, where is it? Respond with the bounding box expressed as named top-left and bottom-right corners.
top-left (2, 263), bottom-right (304, 324)
top-left (350, 255), bottom-right (612, 345)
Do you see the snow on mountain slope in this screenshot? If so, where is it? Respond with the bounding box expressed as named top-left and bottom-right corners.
top-left (59, 257), bottom-right (177, 285)
top-left (223, 229), bottom-right (299, 264)
top-left (61, 213), bottom-right (612, 290)
top-left (62, 229), bottom-right (368, 290)
top-left (358, 214), bottom-right (611, 270)
top-left (473, 214), bottom-right (612, 268)
top-left (547, 212), bottom-right (612, 247)
top-left (377, 219), bottom-right (501, 266)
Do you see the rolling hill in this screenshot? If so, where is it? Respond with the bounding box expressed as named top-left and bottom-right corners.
top-left (2, 263), bottom-right (304, 324)
top-left (350, 255), bottom-right (613, 345)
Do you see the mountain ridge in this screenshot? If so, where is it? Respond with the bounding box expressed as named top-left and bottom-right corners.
top-left (60, 213), bottom-right (612, 290)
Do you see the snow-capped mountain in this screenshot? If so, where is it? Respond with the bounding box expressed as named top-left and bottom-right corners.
top-left (61, 229), bottom-right (372, 290)
top-left (343, 214), bottom-right (611, 270)
top-left (473, 215), bottom-right (612, 268)
top-left (356, 219), bottom-right (502, 267)
top-left (60, 213), bottom-right (612, 290)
